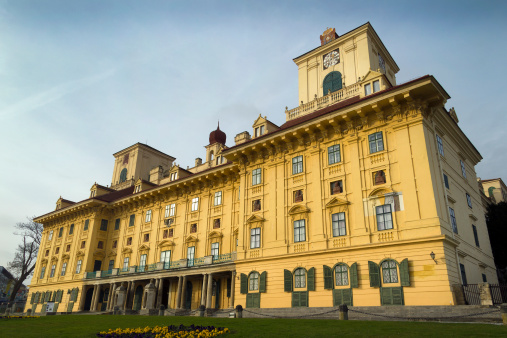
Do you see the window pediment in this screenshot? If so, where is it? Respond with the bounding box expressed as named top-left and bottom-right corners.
top-left (208, 230), bottom-right (223, 239)
top-left (138, 244), bottom-right (150, 251)
top-left (108, 250), bottom-right (117, 257)
top-left (158, 240), bottom-right (175, 248)
top-left (51, 256), bottom-right (58, 262)
top-left (61, 254), bottom-right (70, 260)
top-left (185, 235), bottom-right (198, 244)
top-left (325, 197), bottom-right (350, 208)
top-left (246, 215), bottom-right (266, 224)
top-left (41, 258), bottom-right (48, 264)
top-left (75, 250), bottom-right (85, 257)
top-left (93, 250), bottom-right (105, 259)
top-left (469, 213), bottom-right (478, 221)
top-left (369, 187), bottom-right (392, 198)
top-left (288, 205), bottom-right (311, 215)
top-left (122, 248), bottom-right (133, 254)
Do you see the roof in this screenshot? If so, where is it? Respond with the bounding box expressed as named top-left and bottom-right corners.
top-left (94, 186), bottom-right (135, 202)
top-left (60, 198), bottom-right (75, 204)
top-left (112, 142), bottom-right (175, 160)
top-left (293, 22), bottom-right (400, 72)
top-left (224, 75), bottom-right (437, 153)
top-left (94, 184), bottom-right (115, 192)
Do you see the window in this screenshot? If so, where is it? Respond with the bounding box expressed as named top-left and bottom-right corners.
top-left (144, 234), bottom-right (149, 242)
top-left (214, 219), bottom-right (221, 229)
top-left (50, 264), bottom-right (56, 278)
top-left (45, 249), bottom-right (49, 257)
top-left (330, 180), bottom-right (343, 195)
top-left (58, 227), bottom-right (63, 237)
top-left (81, 241), bottom-right (86, 249)
top-left (292, 156), bottom-right (303, 174)
top-left (466, 193), bottom-right (472, 208)
top-left (436, 134), bottom-right (444, 156)
top-left (295, 268), bottom-right (306, 288)
top-left (129, 214), bottom-right (135, 227)
top-left (161, 250), bottom-right (171, 268)
top-left (165, 205), bottom-right (170, 218)
top-left (168, 228), bottom-right (174, 237)
top-left (251, 228), bottom-right (260, 248)
top-left (76, 260), bottom-right (82, 274)
top-left (382, 260), bottom-right (398, 283)
top-left (332, 212), bottom-right (346, 237)
top-left (170, 172), bottom-right (177, 181)
top-left (323, 71), bottom-right (342, 96)
top-left (108, 260), bottom-right (114, 270)
top-left (55, 247), bottom-right (60, 254)
top-left (145, 210), bottom-right (152, 222)
top-left (460, 263), bottom-right (468, 285)
top-left (114, 218), bottom-right (120, 230)
top-left (374, 170), bottom-right (386, 185)
top-left (190, 224), bottom-right (197, 233)
top-left (98, 241), bottom-right (104, 249)
top-left (364, 83), bottom-right (371, 96)
top-left (373, 80), bottom-right (380, 93)
top-left (163, 229), bottom-right (168, 239)
top-left (139, 254), bottom-right (147, 271)
top-left (169, 204), bottom-right (176, 217)
top-left (191, 197), bottom-right (199, 211)
top-left (252, 199), bottom-right (261, 211)
top-left (472, 225), bottom-right (480, 247)
top-left (211, 242), bottom-right (219, 258)
top-left (460, 160), bottom-right (467, 178)
top-left (328, 145), bottom-right (341, 165)
top-left (249, 272), bottom-right (259, 291)
top-left (449, 207), bottom-right (458, 233)
top-left (66, 244), bottom-right (70, 252)
top-left (90, 190), bottom-right (96, 198)
top-left (294, 220), bottom-right (306, 242)
top-left (252, 168), bottom-right (262, 185)
top-left (260, 125), bottom-right (265, 135)
top-left (214, 191), bottom-right (222, 206)
top-left (255, 127), bottom-right (259, 137)
top-left (40, 266), bottom-right (46, 279)
top-left (100, 219), bottom-right (108, 231)
top-left (134, 185), bottom-right (140, 193)
top-left (443, 173), bottom-right (450, 189)
top-left (294, 190), bottom-right (303, 203)
top-left (48, 230), bottom-right (53, 241)
top-left (187, 246), bottom-right (195, 266)
top-left (127, 237), bottom-right (132, 245)
top-left (112, 240), bottom-right (117, 249)
top-left (376, 204), bottom-right (393, 231)
top-left (84, 219), bottom-right (89, 231)
top-left (369, 132), bottom-right (384, 154)
top-left (482, 273), bottom-right (487, 283)
top-left (119, 168), bottom-right (128, 183)
top-left (335, 265), bottom-right (349, 286)
top-left (123, 257), bottom-right (129, 271)
top-left (69, 224), bottom-right (74, 235)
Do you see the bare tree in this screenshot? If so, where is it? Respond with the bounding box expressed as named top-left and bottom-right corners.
top-left (7, 217), bottom-right (43, 304)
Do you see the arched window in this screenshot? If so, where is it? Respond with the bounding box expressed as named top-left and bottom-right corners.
top-left (335, 264), bottom-right (349, 286)
top-left (294, 268), bottom-right (306, 288)
top-left (119, 168), bottom-right (128, 183)
top-left (249, 272), bottom-right (259, 291)
top-left (323, 71), bottom-right (343, 96)
top-left (381, 260), bottom-right (398, 283)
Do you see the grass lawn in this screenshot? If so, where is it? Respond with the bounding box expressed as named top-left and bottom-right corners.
top-left (0, 315), bottom-right (506, 337)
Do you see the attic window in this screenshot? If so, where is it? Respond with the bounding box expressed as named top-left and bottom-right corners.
top-left (170, 172), bottom-right (177, 181)
top-left (90, 191), bottom-right (96, 198)
top-left (134, 185), bottom-right (140, 193)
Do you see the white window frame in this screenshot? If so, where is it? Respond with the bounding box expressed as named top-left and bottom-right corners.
top-left (292, 155), bottom-right (303, 175)
top-left (191, 197), bottom-right (199, 212)
top-left (252, 168), bottom-right (262, 186)
top-left (211, 242), bottom-right (219, 258)
top-left (436, 134), bottom-right (444, 156)
top-left (376, 204), bottom-right (393, 231)
top-left (40, 266), bottom-right (46, 279)
top-left (123, 257), bottom-right (129, 271)
top-left (466, 193), bottom-right (472, 209)
top-left (260, 125), bottom-right (265, 135)
top-left (50, 264), bottom-right (56, 278)
top-left (328, 145), bottom-right (341, 165)
top-left (214, 191), bottom-right (222, 206)
top-left (449, 207), bottom-right (458, 233)
top-left (295, 268), bottom-right (306, 288)
top-left (250, 228), bottom-right (261, 248)
top-left (332, 212), bottom-right (346, 237)
top-left (139, 254), bottom-right (147, 270)
top-left (169, 203), bottom-right (176, 216)
top-left (369, 132), bottom-right (384, 154)
top-left (48, 230), bottom-right (53, 241)
top-left (75, 260), bottom-right (82, 274)
top-left (145, 210), bottom-right (152, 222)
top-left (294, 219), bottom-right (306, 242)
top-left (61, 262), bottom-right (67, 276)
top-left (187, 246), bottom-right (195, 266)
top-left (373, 80), bottom-right (380, 93)
top-left (249, 272), bottom-right (259, 291)
top-left (160, 250), bottom-right (171, 264)
top-left (460, 160), bottom-right (467, 178)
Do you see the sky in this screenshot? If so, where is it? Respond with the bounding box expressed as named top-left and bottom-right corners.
top-left (1, 0), bottom-right (506, 280)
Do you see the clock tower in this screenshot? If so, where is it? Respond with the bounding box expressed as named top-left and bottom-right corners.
top-left (293, 23), bottom-right (399, 105)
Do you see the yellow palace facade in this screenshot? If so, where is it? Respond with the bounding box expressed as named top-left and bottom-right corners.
top-left (26, 23), bottom-right (496, 314)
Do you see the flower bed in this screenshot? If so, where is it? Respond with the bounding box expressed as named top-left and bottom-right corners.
top-left (0, 316), bottom-right (40, 319)
top-left (97, 324), bottom-right (229, 338)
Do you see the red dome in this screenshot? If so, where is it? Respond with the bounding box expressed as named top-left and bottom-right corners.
top-left (209, 123), bottom-right (226, 145)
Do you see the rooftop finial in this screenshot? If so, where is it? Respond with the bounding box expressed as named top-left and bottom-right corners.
top-left (217, 120), bottom-right (220, 130)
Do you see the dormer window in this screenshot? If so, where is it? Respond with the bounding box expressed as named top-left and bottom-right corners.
top-left (364, 80), bottom-right (380, 96)
top-left (134, 185), bottom-right (141, 193)
top-left (170, 172), bottom-right (178, 181)
top-left (90, 190), bottom-right (96, 198)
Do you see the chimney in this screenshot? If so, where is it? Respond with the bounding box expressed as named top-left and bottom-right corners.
top-left (195, 158), bottom-right (202, 166)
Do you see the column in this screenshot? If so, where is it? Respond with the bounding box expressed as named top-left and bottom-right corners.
top-left (141, 285), bottom-right (147, 309)
top-left (106, 283), bottom-right (113, 310)
top-left (78, 286), bottom-right (88, 311)
top-left (206, 273), bottom-right (213, 309)
top-left (109, 283), bottom-right (117, 310)
top-left (200, 274), bottom-right (208, 306)
top-left (156, 278), bottom-right (164, 308)
top-left (90, 285), bottom-right (98, 311)
top-left (92, 284), bottom-right (101, 312)
top-left (123, 281), bottom-right (131, 310)
top-left (230, 271), bottom-right (236, 308)
top-left (180, 276), bottom-right (187, 309)
top-left (175, 276), bottom-right (183, 309)
top-left (167, 280), bottom-right (172, 309)
top-left (128, 281), bottom-right (135, 310)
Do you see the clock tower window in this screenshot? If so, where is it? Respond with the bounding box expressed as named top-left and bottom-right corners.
top-left (323, 71), bottom-right (343, 96)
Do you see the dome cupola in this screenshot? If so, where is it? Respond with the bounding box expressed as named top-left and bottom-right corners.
top-left (209, 122), bottom-right (226, 145)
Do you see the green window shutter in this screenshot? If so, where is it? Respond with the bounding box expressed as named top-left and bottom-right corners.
top-left (300, 291), bottom-right (308, 307)
top-left (350, 263), bottom-right (359, 288)
top-left (399, 258), bottom-right (410, 286)
top-left (307, 267), bottom-right (315, 291)
top-left (67, 302), bottom-right (74, 312)
top-left (253, 293), bottom-right (261, 308)
top-left (246, 293), bottom-right (253, 308)
top-left (259, 271), bottom-right (267, 293)
top-left (240, 273), bottom-right (248, 294)
top-left (54, 303), bottom-right (59, 312)
top-left (292, 292), bottom-right (299, 307)
top-left (332, 289), bottom-right (342, 306)
top-left (380, 287), bottom-right (392, 305)
top-left (323, 265), bottom-right (333, 290)
top-left (368, 261), bottom-right (380, 287)
top-left (392, 287), bottom-right (404, 305)
top-left (284, 269), bottom-right (293, 292)
top-left (342, 288), bottom-right (353, 306)
top-left (30, 293), bottom-right (35, 304)
top-left (56, 290), bottom-right (63, 302)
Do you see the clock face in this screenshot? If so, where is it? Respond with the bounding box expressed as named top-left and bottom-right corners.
top-left (323, 49), bottom-right (340, 70)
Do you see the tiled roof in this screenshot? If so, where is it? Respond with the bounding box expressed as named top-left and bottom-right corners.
top-left (95, 186), bottom-right (135, 202)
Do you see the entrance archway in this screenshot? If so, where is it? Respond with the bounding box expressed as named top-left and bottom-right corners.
top-left (84, 287), bottom-right (94, 311)
top-left (185, 281), bottom-right (193, 309)
top-left (133, 285), bottom-right (143, 311)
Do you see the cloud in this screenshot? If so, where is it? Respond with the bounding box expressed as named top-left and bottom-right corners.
top-left (0, 67), bottom-right (117, 121)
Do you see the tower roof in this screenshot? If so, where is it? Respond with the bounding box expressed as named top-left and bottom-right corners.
top-left (209, 122), bottom-right (226, 145)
